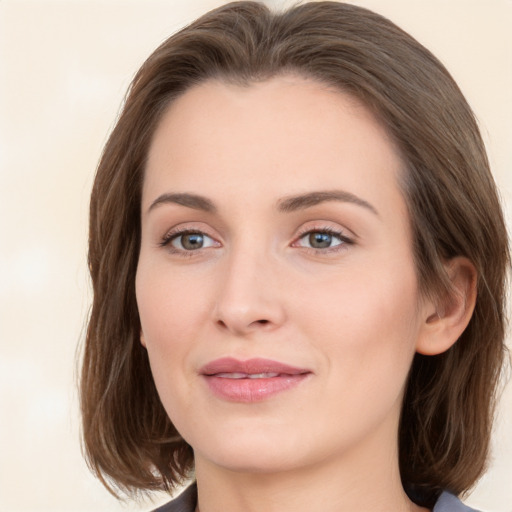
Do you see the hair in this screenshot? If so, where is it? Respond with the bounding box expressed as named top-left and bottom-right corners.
top-left (80, 1), bottom-right (510, 507)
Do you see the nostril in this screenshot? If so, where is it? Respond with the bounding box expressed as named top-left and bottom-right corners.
top-left (257, 319), bottom-right (269, 325)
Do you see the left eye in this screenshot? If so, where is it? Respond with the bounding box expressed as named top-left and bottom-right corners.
top-left (170, 231), bottom-right (217, 251)
top-left (296, 230), bottom-right (346, 249)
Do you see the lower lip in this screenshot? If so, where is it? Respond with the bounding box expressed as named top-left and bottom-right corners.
top-left (203, 374), bottom-right (309, 403)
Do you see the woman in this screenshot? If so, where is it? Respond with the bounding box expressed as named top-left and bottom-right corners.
top-left (80, 2), bottom-right (510, 511)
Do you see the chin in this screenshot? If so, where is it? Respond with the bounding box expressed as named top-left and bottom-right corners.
top-left (191, 424), bottom-right (312, 474)
top-left (201, 447), bottom-right (304, 475)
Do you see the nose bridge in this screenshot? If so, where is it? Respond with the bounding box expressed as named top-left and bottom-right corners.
top-left (214, 235), bottom-right (285, 333)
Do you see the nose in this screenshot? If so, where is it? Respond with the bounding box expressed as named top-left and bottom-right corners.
top-left (213, 246), bottom-right (287, 336)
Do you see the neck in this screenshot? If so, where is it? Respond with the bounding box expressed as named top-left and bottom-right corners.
top-left (193, 422), bottom-right (429, 512)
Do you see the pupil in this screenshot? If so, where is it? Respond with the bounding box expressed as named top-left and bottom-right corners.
top-left (309, 232), bottom-right (332, 249)
top-left (182, 233), bottom-right (204, 250)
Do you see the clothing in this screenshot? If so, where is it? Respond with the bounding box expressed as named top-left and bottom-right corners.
top-left (434, 492), bottom-right (482, 512)
top-left (153, 484), bottom-right (197, 512)
top-left (152, 482), bottom-right (482, 512)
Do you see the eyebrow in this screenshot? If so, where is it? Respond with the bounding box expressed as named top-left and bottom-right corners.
top-left (146, 189), bottom-right (378, 216)
top-left (277, 190), bottom-right (379, 215)
top-left (147, 193), bottom-right (217, 214)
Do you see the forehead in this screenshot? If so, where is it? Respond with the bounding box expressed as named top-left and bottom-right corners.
top-left (143, 75), bottom-right (406, 221)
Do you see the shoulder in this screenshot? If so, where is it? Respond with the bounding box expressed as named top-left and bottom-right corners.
top-left (434, 492), bottom-right (482, 512)
top-left (153, 485), bottom-right (483, 512)
top-left (152, 483), bottom-right (197, 512)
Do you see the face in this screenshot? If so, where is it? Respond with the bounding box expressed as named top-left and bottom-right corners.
top-left (136, 75), bottom-right (431, 476)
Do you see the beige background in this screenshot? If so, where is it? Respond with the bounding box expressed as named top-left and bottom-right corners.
top-left (0, 1), bottom-right (510, 511)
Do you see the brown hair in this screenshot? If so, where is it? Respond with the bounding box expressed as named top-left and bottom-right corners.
top-left (81, 1), bottom-right (510, 507)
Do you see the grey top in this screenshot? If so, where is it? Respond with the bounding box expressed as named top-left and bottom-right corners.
top-left (434, 492), bottom-right (482, 512)
top-left (153, 484), bottom-right (197, 512)
top-left (152, 483), bottom-right (482, 512)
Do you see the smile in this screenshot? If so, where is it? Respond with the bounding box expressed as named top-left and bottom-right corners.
top-left (215, 372), bottom-right (281, 379)
top-left (200, 358), bottom-right (311, 402)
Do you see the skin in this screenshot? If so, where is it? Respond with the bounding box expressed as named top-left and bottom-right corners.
top-left (136, 75), bottom-right (475, 512)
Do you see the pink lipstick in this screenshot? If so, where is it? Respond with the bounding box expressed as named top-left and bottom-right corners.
top-left (199, 357), bottom-right (311, 403)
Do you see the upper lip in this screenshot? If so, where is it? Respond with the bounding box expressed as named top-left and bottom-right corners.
top-left (200, 357), bottom-right (311, 376)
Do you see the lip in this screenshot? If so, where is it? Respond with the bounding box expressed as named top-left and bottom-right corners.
top-left (199, 357), bottom-right (311, 403)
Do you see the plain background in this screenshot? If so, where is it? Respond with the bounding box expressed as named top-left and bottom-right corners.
top-left (0, 1), bottom-right (510, 511)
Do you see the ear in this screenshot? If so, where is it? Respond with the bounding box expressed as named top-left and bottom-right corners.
top-left (416, 257), bottom-right (477, 356)
top-left (140, 329), bottom-right (147, 348)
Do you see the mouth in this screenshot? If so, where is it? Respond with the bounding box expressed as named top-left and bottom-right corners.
top-left (199, 358), bottom-right (311, 403)
top-left (214, 372), bottom-right (282, 379)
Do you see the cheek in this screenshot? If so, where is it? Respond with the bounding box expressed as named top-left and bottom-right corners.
top-left (135, 261), bottom-right (207, 402)
top-left (296, 259), bottom-right (421, 384)
top-left (135, 264), bottom-right (202, 430)
top-left (136, 260), bottom-right (207, 345)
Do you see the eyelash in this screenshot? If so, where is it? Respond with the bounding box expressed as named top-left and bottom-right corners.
top-left (293, 226), bottom-right (354, 253)
top-left (159, 226), bottom-right (353, 256)
top-left (159, 228), bottom-right (218, 256)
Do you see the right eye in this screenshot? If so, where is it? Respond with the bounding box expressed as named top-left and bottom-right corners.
top-left (166, 231), bottom-right (218, 251)
top-left (297, 230), bottom-right (346, 250)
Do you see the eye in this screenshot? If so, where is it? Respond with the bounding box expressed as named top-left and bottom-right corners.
top-left (295, 228), bottom-right (352, 250)
top-left (163, 230), bottom-right (219, 251)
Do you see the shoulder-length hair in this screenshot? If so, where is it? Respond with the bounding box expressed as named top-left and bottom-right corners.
top-left (80, 1), bottom-right (510, 507)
